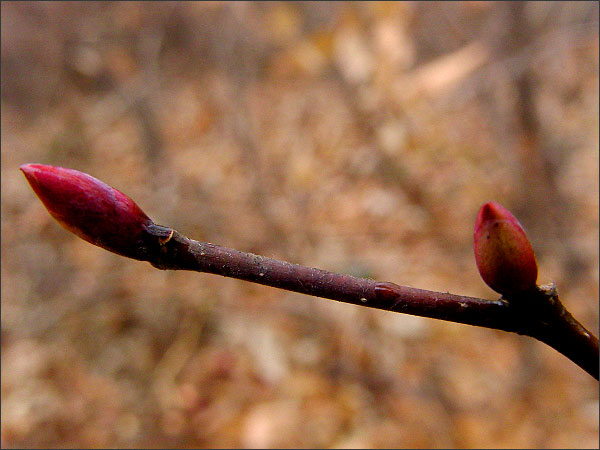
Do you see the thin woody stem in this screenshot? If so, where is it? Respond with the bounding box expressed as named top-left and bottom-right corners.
top-left (20, 164), bottom-right (598, 379)
top-left (144, 225), bottom-right (599, 380)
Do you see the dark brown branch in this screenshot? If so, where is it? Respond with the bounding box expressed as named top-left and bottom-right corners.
top-left (143, 224), bottom-right (599, 380)
top-left (18, 163), bottom-right (599, 380)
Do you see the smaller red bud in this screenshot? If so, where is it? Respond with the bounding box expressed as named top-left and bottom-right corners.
top-left (474, 201), bottom-right (538, 296)
top-left (21, 164), bottom-right (156, 261)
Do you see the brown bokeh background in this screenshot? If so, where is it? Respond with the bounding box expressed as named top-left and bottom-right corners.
top-left (1, 2), bottom-right (598, 448)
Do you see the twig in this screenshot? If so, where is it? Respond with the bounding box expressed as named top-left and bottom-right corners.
top-left (20, 163), bottom-right (599, 379)
top-left (142, 224), bottom-right (598, 379)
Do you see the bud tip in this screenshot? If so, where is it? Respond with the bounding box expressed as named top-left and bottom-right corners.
top-left (21, 163), bottom-right (154, 261)
top-left (474, 201), bottom-right (538, 296)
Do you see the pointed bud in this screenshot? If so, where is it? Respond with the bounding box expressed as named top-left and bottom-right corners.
top-left (21, 163), bottom-right (155, 260)
top-left (474, 201), bottom-right (538, 296)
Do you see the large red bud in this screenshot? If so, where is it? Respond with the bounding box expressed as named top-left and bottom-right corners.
top-left (21, 163), bottom-right (155, 260)
top-left (474, 201), bottom-right (538, 296)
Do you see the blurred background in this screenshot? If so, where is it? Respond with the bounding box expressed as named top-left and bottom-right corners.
top-left (1, 2), bottom-right (598, 448)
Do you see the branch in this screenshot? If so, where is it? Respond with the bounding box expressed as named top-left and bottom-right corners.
top-left (20, 164), bottom-right (599, 379)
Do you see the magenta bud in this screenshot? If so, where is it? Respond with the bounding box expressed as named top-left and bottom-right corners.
top-left (21, 163), bottom-right (156, 260)
top-left (474, 201), bottom-right (538, 296)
